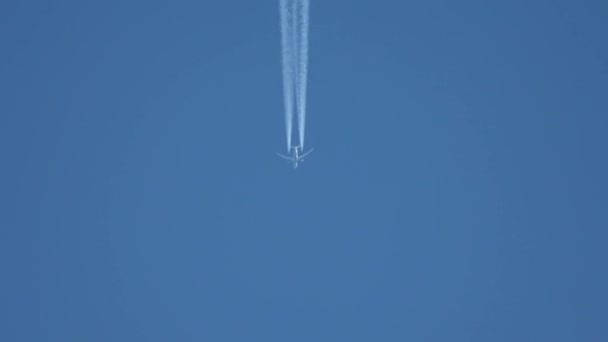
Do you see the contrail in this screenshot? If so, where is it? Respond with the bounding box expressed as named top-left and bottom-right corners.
top-left (296, 0), bottom-right (309, 149)
top-left (279, 0), bottom-right (295, 151)
top-left (279, 0), bottom-right (310, 151)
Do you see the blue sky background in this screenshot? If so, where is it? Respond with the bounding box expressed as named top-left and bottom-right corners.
top-left (1, 0), bottom-right (607, 341)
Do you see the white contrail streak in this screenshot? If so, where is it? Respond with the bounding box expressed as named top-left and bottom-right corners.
top-left (279, 0), bottom-right (310, 152)
top-left (279, 0), bottom-right (295, 151)
top-left (296, 0), bottom-right (309, 149)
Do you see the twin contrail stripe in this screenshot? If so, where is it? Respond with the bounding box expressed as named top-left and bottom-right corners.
top-left (280, 0), bottom-right (310, 151)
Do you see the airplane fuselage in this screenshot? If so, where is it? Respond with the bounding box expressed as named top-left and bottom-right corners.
top-left (293, 147), bottom-right (301, 168)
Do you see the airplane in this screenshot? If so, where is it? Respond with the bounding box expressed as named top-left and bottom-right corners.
top-left (276, 145), bottom-right (314, 168)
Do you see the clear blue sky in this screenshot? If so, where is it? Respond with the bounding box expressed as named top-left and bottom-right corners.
top-left (1, 1), bottom-right (607, 341)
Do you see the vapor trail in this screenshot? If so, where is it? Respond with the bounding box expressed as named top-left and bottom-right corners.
top-left (279, 0), bottom-right (310, 151)
top-left (279, 0), bottom-right (295, 151)
top-left (296, 0), bottom-right (309, 149)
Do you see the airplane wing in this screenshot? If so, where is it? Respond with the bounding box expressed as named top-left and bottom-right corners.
top-left (301, 148), bottom-right (314, 159)
top-left (276, 152), bottom-right (292, 161)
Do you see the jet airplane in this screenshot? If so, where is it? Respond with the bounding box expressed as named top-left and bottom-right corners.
top-left (277, 146), bottom-right (314, 168)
